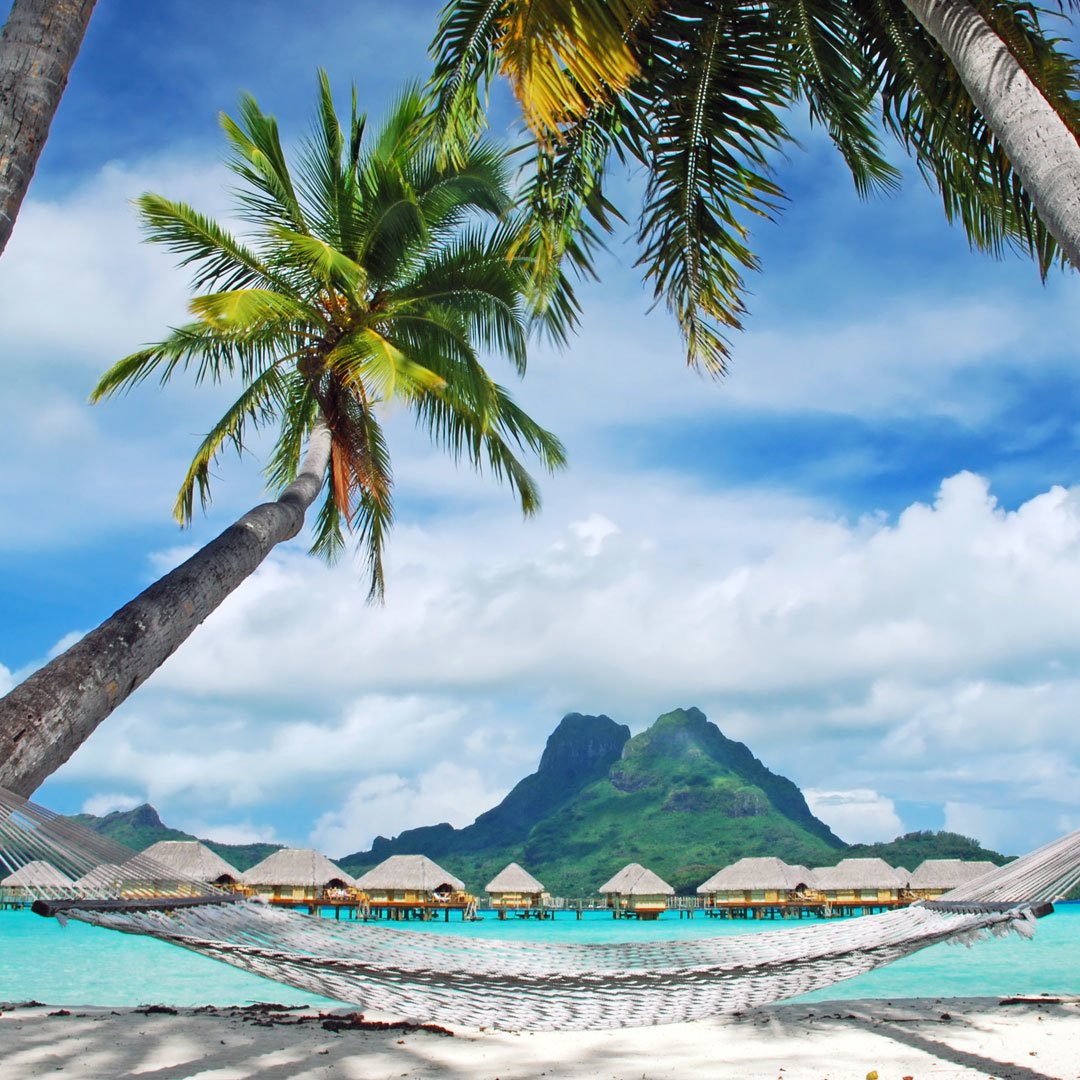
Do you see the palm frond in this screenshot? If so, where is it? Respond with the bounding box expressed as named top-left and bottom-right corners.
top-left (327, 328), bottom-right (447, 402)
top-left (429, 0), bottom-right (508, 157)
top-left (173, 365), bottom-right (288, 524)
top-left (632, 1), bottom-right (790, 373)
top-left (91, 322), bottom-right (300, 399)
top-left (773, 0), bottom-right (900, 196)
top-left (855, 0), bottom-right (1080, 271)
top-left (265, 374), bottom-right (321, 493)
top-left (97, 76), bottom-right (564, 602)
top-left (189, 289), bottom-right (323, 331)
top-left (269, 226), bottom-right (367, 292)
top-left (221, 95), bottom-right (308, 232)
top-left (134, 194), bottom-right (287, 292)
top-left (495, 0), bottom-right (655, 135)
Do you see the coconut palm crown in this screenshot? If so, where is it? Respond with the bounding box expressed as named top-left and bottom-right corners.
top-left (92, 75), bottom-right (565, 599)
top-left (431, 0), bottom-right (1080, 374)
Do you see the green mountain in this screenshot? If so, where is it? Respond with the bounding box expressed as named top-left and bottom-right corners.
top-left (66, 707), bottom-right (1008, 894)
top-left (848, 830), bottom-right (1009, 867)
top-left (339, 707), bottom-right (849, 895)
top-left (69, 803), bottom-right (281, 872)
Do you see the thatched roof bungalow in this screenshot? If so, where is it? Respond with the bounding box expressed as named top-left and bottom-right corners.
top-left (697, 857), bottom-right (816, 906)
top-left (812, 858), bottom-right (904, 903)
top-left (138, 841), bottom-right (241, 885)
top-left (241, 848), bottom-right (355, 902)
top-left (908, 859), bottom-right (998, 897)
top-left (1, 860), bottom-right (74, 900)
top-left (354, 855), bottom-right (466, 906)
top-left (485, 862), bottom-right (545, 912)
top-left (598, 863), bottom-right (674, 919)
top-left (72, 863), bottom-right (126, 895)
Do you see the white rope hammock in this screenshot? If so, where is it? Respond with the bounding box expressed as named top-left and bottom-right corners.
top-left (3, 786), bottom-right (1078, 1030)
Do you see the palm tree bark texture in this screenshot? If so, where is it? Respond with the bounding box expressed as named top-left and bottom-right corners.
top-left (903, 0), bottom-right (1080, 269)
top-left (0, 424), bottom-right (330, 798)
top-left (0, 0), bottom-right (96, 257)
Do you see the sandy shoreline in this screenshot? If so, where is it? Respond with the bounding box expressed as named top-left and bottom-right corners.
top-left (3, 996), bottom-right (1078, 1079)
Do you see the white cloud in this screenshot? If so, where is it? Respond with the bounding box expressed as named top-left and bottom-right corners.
top-left (179, 821), bottom-right (281, 846)
top-left (81, 792), bottom-right (142, 817)
top-left (31, 469), bottom-right (1080, 857)
top-left (310, 762), bottom-right (511, 858)
top-left (8, 129), bottom-right (1080, 865)
top-left (804, 789), bottom-right (903, 845)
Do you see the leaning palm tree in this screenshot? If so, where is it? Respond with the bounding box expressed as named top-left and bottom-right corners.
top-left (431, 0), bottom-right (1080, 373)
top-left (0, 74), bottom-right (565, 797)
top-left (0, 0), bottom-right (97, 256)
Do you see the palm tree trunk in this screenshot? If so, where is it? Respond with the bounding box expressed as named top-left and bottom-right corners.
top-left (901, 0), bottom-right (1080, 269)
top-left (0, 0), bottom-right (96, 257)
top-left (0, 423), bottom-right (331, 797)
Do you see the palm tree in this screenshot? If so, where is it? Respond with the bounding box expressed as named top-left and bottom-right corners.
top-left (0, 74), bottom-right (565, 797)
top-left (430, 0), bottom-right (1080, 373)
top-left (0, 0), bottom-right (97, 257)
top-left (901, 0), bottom-right (1080, 268)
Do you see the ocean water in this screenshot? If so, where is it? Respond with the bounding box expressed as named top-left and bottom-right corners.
top-left (1, 903), bottom-right (1077, 1009)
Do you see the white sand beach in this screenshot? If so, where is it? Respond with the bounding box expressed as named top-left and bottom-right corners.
top-left (3, 996), bottom-right (1077, 1079)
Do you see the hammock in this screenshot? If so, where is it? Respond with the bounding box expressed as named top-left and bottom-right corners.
top-left (3, 786), bottom-right (1078, 1031)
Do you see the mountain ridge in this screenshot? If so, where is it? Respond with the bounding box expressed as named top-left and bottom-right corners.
top-left (341, 706), bottom-right (849, 894)
top-left (68, 706), bottom-right (1009, 893)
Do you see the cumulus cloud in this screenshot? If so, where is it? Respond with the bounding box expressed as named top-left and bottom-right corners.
top-left (179, 821), bottom-right (281, 846)
top-left (81, 793), bottom-right (142, 817)
top-left (9, 131), bottom-right (1080, 865)
top-left (310, 762), bottom-right (512, 858)
top-left (33, 469), bottom-right (1080, 857)
top-left (804, 789), bottom-right (904, 844)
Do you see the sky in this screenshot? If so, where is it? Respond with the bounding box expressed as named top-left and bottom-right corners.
top-left (3, 0), bottom-right (1080, 859)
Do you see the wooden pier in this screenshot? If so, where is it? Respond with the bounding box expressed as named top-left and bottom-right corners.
top-left (703, 898), bottom-right (912, 919)
top-left (262, 894), bottom-right (480, 921)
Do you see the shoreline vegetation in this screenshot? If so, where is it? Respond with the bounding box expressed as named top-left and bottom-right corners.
top-left (3, 997), bottom-right (1078, 1079)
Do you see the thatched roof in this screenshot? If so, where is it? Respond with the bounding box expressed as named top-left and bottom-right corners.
top-left (485, 862), bottom-right (545, 894)
top-left (697, 857), bottom-right (816, 894)
top-left (137, 841), bottom-right (241, 882)
top-left (73, 863), bottom-right (125, 890)
top-left (812, 858), bottom-right (902, 890)
top-left (354, 855), bottom-right (464, 893)
top-left (1, 860), bottom-right (74, 888)
top-left (598, 863), bottom-right (674, 896)
top-left (909, 859), bottom-right (999, 890)
top-left (241, 848), bottom-right (355, 887)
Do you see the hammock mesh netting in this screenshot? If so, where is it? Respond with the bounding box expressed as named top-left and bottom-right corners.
top-left (3, 785), bottom-right (1078, 1030)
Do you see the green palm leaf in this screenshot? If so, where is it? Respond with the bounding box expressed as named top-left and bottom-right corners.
top-left (94, 74), bottom-right (565, 599)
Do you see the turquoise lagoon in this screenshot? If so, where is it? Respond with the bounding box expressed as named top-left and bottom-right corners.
top-left (2, 904), bottom-right (1078, 1009)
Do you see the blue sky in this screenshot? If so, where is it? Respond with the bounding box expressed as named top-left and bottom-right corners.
top-left (3, 0), bottom-right (1080, 858)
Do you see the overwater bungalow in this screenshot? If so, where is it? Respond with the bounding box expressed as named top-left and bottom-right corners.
top-left (908, 859), bottom-right (998, 898)
top-left (697, 857), bottom-right (816, 914)
top-left (1, 860), bottom-right (74, 905)
top-left (598, 863), bottom-right (674, 920)
top-left (354, 855), bottom-right (472, 919)
top-left (241, 848), bottom-right (356, 906)
top-left (485, 862), bottom-right (546, 918)
top-left (72, 863), bottom-right (126, 894)
top-left (811, 858), bottom-right (905, 911)
top-left (138, 840), bottom-right (242, 886)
